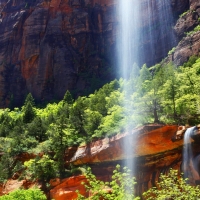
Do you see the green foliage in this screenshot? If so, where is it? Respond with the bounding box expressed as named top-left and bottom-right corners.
top-left (24, 155), bottom-right (57, 182)
top-left (94, 105), bottom-right (125, 137)
top-left (143, 169), bottom-right (200, 200)
top-left (186, 25), bottom-right (200, 36)
top-left (77, 165), bottom-right (140, 200)
top-left (27, 116), bottom-right (47, 142)
top-left (63, 90), bottom-right (74, 105)
top-left (23, 93), bottom-right (36, 123)
top-left (183, 55), bottom-right (198, 68)
top-left (24, 93), bottom-right (35, 107)
top-left (77, 167), bottom-right (200, 200)
top-left (1, 56), bottom-right (200, 142)
top-left (0, 153), bottom-right (14, 183)
top-left (1, 56), bottom-right (200, 184)
top-left (168, 47), bottom-right (176, 55)
top-left (8, 58), bottom-right (200, 126)
top-left (0, 188), bottom-right (47, 200)
top-left (179, 10), bottom-right (189, 18)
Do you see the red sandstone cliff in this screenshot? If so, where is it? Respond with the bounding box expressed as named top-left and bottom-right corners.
top-left (0, 125), bottom-right (192, 199)
top-left (1, 124), bottom-right (200, 199)
top-left (0, 0), bottom-right (189, 107)
top-left (50, 124), bottom-right (200, 198)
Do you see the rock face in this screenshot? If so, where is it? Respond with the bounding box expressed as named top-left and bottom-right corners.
top-left (0, 179), bottom-right (39, 196)
top-left (169, 0), bottom-right (200, 66)
top-left (70, 125), bottom-right (181, 165)
top-left (48, 125), bottom-right (185, 199)
top-left (171, 31), bottom-right (200, 66)
top-left (50, 176), bottom-right (88, 200)
top-left (69, 125), bottom-right (184, 196)
top-left (2, 124), bottom-right (200, 199)
top-left (49, 124), bottom-right (200, 199)
top-left (0, 0), bottom-right (189, 107)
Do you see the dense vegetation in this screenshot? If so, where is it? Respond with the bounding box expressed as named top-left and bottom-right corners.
top-left (77, 165), bottom-right (139, 200)
top-left (0, 56), bottom-right (200, 196)
top-left (77, 166), bottom-right (200, 200)
top-left (0, 188), bottom-right (46, 200)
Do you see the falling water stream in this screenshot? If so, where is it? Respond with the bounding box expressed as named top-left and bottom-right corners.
top-left (183, 127), bottom-right (195, 177)
top-left (118, 0), bottom-right (141, 178)
top-left (117, 0), bottom-right (176, 194)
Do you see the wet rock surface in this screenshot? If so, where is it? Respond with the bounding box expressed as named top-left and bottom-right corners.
top-left (168, 0), bottom-right (200, 66)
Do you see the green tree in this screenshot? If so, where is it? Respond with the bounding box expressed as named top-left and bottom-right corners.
top-left (0, 110), bottom-right (13, 137)
top-left (22, 93), bottom-right (36, 123)
top-left (24, 155), bottom-right (57, 182)
top-left (69, 97), bottom-right (87, 136)
top-left (134, 64), bottom-right (162, 123)
top-left (27, 117), bottom-right (47, 142)
top-left (24, 93), bottom-right (35, 107)
top-left (159, 63), bottom-right (179, 121)
top-left (23, 102), bottom-right (36, 123)
top-left (63, 90), bottom-right (74, 105)
top-left (89, 80), bottom-right (120, 116)
top-left (83, 109), bottom-right (102, 138)
top-left (143, 169), bottom-right (200, 200)
top-left (47, 115), bottom-right (79, 177)
top-left (0, 153), bottom-right (14, 182)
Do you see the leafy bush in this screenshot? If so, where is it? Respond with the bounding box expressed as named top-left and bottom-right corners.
top-left (24, 155), bottom-right (57, 182)
top-left (168, 47), bottom-right (176, 55)
top-left (143, 169), bottom-right (200, 200)
top-left (77, 167), bottom-right (200, 200)
top-left (0, 188), bottom-right (47, 200)
top-left (77, 164), bottom-right (139, 200)
top-left (179, 10), bottom-right (189, 18)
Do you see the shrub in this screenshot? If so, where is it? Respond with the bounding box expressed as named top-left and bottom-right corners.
top-left (143, 169), bottom-right (200, 200)
top-left (77, 167), bottom-right (200, 200)
top-left (24, 155), bottom-right (57, 182)
top-left (168, 47), bottom-right (176, 55)
top-left (0, 188), bottom-right (47, 200)
top-left (76, 165), bottom-right (140, 200)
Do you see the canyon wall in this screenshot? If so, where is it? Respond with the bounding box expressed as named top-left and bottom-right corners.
top-left (1, 124), bottom-right (200, 199)
top-left (50, 125), bottom-right (200, 199)
top-left (168, 0), bottom-right (200, 65)
top-left (0, 0), bottom-right (189, 107)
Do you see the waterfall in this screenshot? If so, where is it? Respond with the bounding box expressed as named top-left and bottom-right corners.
top-left (118, 0), bottom-right (140, 80)
top-left (183, 127), bottom-right (195, 178)
top-left (118, 0), bottom-right (141, 180)
top-left (118, 0), bottom-right (176, 73)
top-left (117, 0), bottom-right (176, 195)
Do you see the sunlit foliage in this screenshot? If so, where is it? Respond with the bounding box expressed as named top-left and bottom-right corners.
top-left (0, 56), bottom-right (200, 183)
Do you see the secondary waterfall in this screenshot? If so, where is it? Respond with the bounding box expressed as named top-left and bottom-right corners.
top-left (183, 127), bottom-right (195, 177)
top-left (183, 126), bottom-right (200, 181)
top-left (117, 0), bottom-right (176, 193)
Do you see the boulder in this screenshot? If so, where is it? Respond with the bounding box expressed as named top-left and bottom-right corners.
top-left (50, 175), bottom-right (88, 200)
